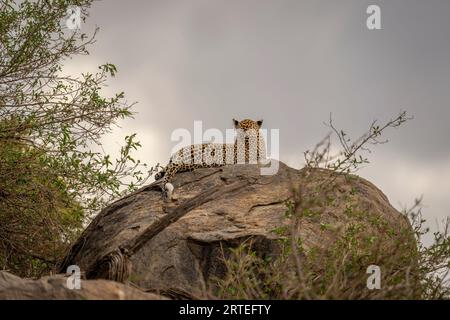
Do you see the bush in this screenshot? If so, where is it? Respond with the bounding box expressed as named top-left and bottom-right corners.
top-left (211, 113), bottom-right (449, 300)
top-left (0, 0), bottom-right (154, 277)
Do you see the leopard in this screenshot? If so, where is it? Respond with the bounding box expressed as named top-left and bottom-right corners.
top-left (155, 118), bottom-right (266, 201)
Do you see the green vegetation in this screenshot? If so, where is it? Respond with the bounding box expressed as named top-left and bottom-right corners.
top-left (212, 195), bottom-right (448, 299)
top-left (0, 0), bottom-right (152, 277)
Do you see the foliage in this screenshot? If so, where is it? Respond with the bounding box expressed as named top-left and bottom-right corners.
top-left (212, 198), bottom-right (448, 299)
top-left (0, 0), bottom-right (153, 277)
top-left (0, 136), bottom-right (84, 276)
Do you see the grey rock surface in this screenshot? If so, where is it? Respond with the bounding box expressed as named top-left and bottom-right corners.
top-left (59, 161), bottom-right (413, 297)
top-left (0, 270), bottom-right (165, 300)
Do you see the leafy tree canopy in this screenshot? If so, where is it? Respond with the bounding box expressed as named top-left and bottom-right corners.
top-left (0, 0), bottom-right (152, 276)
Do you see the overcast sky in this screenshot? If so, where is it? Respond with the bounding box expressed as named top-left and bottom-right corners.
top-left (66, 0), bottom-right (450, 242)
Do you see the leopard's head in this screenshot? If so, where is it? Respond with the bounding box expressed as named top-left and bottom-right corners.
top-left (232, 119), bottom-right (265, 160)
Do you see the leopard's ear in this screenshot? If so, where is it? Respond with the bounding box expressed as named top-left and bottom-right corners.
top-left (256, 120), bottom-right (263, 127)
top-left (233, 118), bottom-right (239, 127)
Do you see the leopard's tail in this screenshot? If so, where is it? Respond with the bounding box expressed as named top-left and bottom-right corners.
top-left (155, 159), bottom-right (172, 181)
top-left (154, 169), bottom-right (165, 181)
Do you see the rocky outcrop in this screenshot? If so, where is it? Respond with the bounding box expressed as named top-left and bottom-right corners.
top-left (58, 161), bottom-right (415, 298)
top-left (0, 271), bottom-right (164, 300)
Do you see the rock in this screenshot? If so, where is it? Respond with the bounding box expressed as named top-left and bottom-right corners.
top-left (59, 161), bottom-right (416, 298)
top-left (0, 270), bottom-right (165, 300)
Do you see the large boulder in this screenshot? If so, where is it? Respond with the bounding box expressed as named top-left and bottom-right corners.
top-left (59, 161), bottom-right (416, 298)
